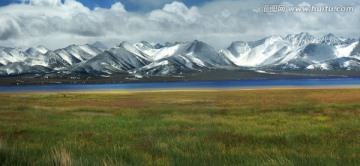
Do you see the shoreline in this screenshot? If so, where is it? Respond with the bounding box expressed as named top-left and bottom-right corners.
top-left (1, 85), bottom-right (360, 94)
top-left (1, 70), bottom-right (360, 86)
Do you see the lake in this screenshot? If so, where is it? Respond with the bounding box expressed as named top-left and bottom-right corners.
top-left (1, 78), bottom-right (360, 92)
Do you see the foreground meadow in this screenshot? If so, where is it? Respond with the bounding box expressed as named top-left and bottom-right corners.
top-left (0, 88), bottom-right (359, 165)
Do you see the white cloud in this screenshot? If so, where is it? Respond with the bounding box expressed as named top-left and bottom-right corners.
top-left (0, 0), bottom-right (359, 50)
top-left (29, 0), bottom-right (62, 7)
top-left (110, 2), bottom-right (126, 12)
top-left (148, 1), bottom-right (201, 24)
top-left (0, 16), bottom-right (21, 40)
top-left (162, 1), bottom-right (201, 22)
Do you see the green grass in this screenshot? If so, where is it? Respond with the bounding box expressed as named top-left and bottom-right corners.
top-left (0, 89), bottom-right (360, 165)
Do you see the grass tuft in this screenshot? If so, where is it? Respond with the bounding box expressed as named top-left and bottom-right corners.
top-left (51, 146), bottom-right (73, 166)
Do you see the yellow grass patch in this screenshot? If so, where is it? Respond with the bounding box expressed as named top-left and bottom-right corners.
top-left (315, 116), bottom-right (330, 121)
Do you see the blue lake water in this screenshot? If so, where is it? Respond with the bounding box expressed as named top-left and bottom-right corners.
top-left (1, 78), bottom-right (360, 92)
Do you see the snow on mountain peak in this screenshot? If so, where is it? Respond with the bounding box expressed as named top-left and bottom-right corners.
top-left (2, 32), bottom-right (360, 76)
top-left (118, 41), bottom-right (132, 48)
top-left (185, 40), bottom-right (210, 53)
top-left (181, 40), bottom-right (234, 67)
top-left (119, 41), bottom-right (152, 61)
top-left (320, 33), bottom-right (343, 45)
top-left (70, 45), bottom-right (152, 74)
top-left (34, 45), bottom-right (50, 54)
top-left (264, 36), bottom-right (284, 44)
top-left (133, 41), bottom-right (154, 50)
top-left (136, 42), bottom-right (183, 61)
top-left (25, 45), bottom-right (49, 57)
top-left (226, 41), bottom-right (251, 58)
top-left (350, 40), bottom-right (360, 56)
top-left (0, 47), bottom-right (29, 64)
top-left (92, 41), bottom-right (108, 51)
top-left (54, 44), bottom-right (102, 64)
top-left (284, 32), bottom-right (316, 47)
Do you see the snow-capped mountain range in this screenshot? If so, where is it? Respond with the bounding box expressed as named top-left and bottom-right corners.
top-left (0, 32), bottom-right (359, 76)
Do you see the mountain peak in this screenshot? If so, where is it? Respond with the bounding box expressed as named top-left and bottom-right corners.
top-left (228, 41), bottom-right (247, 48)
top-left (266, 35), bottom-right (283, 41)
top-left (184, 40), bottom-right (218, 55)
top-left (284, 32), bottom-right (316, 47)
top-left (153, 43), bottom-right (165, 49)
top-left (35, 45), bottom-right (48, 49)
top-left (134, 41), bottom-right (153, 50)
top-left (64, 44), bottom-right (80, 50)
top-left (190, 40), bottom-right (210, 46)
top-left (321, 33), bottom-right (339, 41)
top-left (118, 41), bottom-right (132, 47)
top-left (188, 40), bottom-right (209, 48)
top-left (250, 35), bottom-right (283, 48)
top-left (25, 45), bottom-right (49, 56)
top-left (320, 33), bottom-right (342, 45)
top-left (92, 41), bottom-right (108, 51)
top-left (118, 41), bottom-right (152, 61)
top-left (285, 32), bottom-right (313, 38)
top-left (164, 42), bottom-right (183, 47)
top-left (324, 33), bottom-right (336, 37)
top-left (299, 32), bottom-right (310, 35)
top-left (140, 41), bottom-right (151, 45)
top-left (164, 42), bottom-right (174, 47)
top-left (226, 41), bottom-right (251, 58)
top-left (298, 32), bottom-right (313, 37)
top-left (35, 45), bottom-right (49, 54)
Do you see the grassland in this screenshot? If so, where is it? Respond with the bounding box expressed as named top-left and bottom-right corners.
top-left (0, 88), bottom-right (360, 165)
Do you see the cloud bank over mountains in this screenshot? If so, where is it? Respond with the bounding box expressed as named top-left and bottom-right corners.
top-left (0, 0), bottom-right (359, 49)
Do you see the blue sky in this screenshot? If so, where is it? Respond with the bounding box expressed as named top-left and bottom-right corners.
top-left (0, 0), bottom-right (212, 12)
